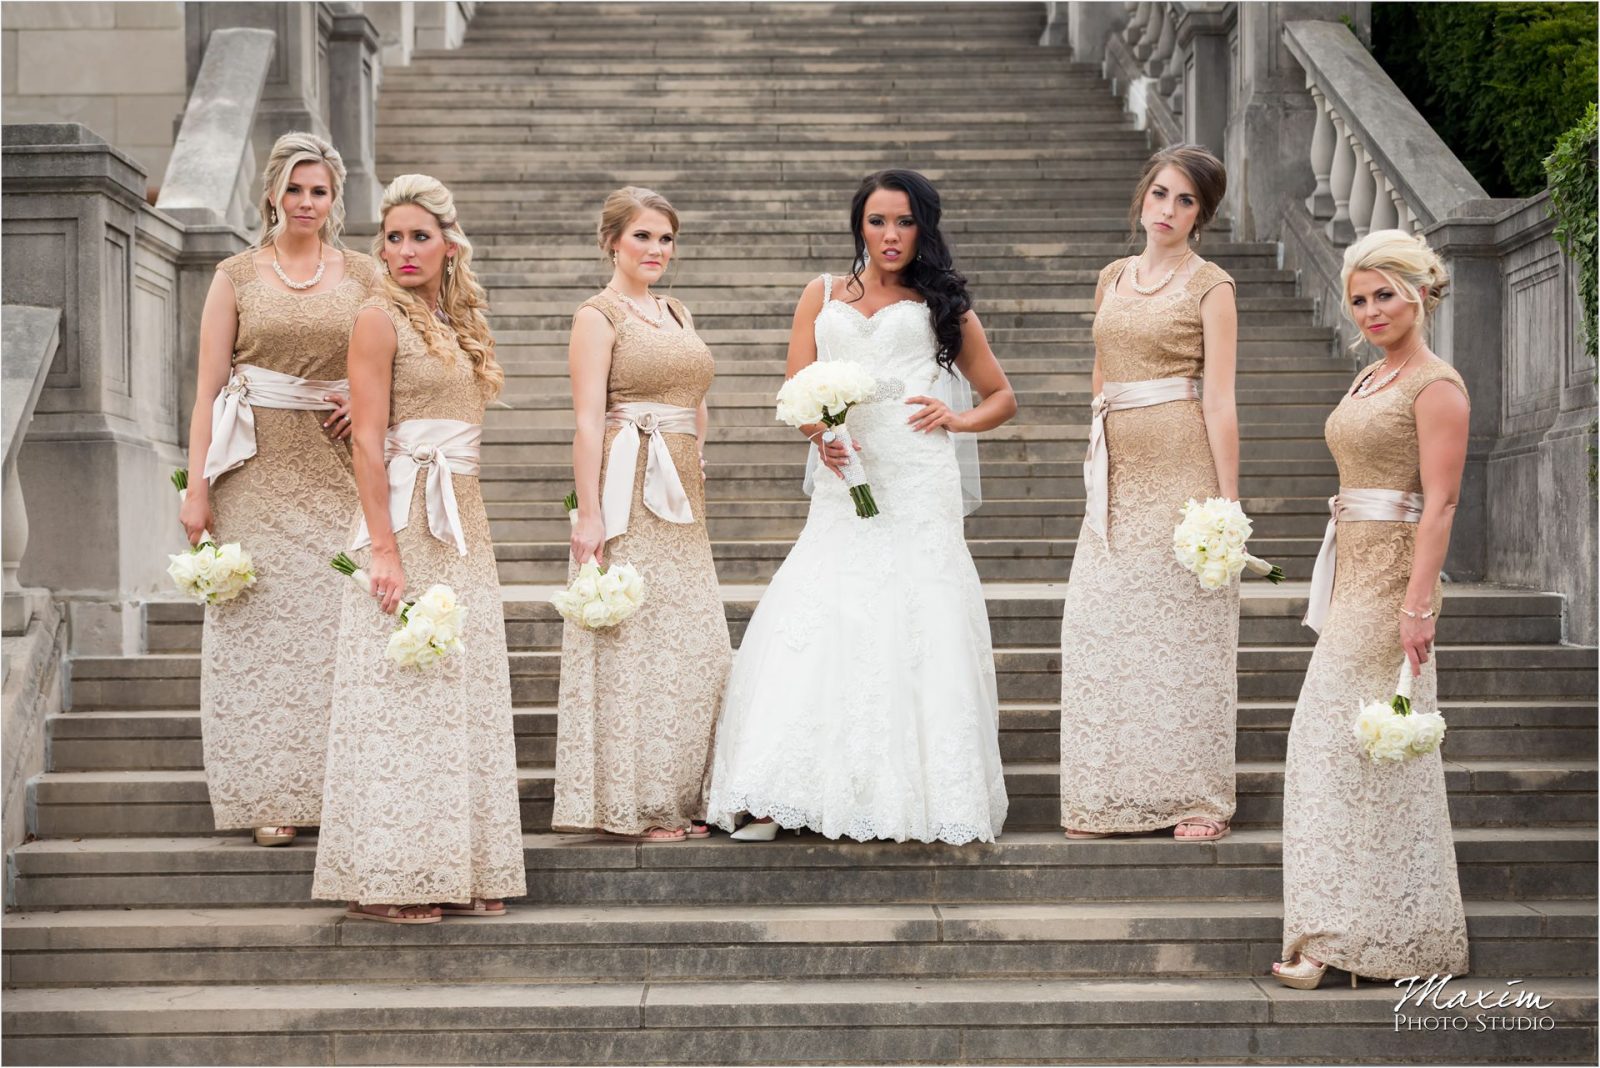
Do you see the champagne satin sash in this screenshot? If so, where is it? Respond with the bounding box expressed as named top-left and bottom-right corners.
top-left (602, 401), bottom-right (698, 540)
top-left (1302, 487), bottom-right (1425, 633)
top-left (203, 364), bottom-right (347, 481)
top-left (352, 418), bottom-right (482, 557)
top-left (1083, 376), bottom-right (1202, 543)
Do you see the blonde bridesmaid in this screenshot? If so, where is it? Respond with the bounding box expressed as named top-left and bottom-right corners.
top-left (1275, 230), bottom-right (1470, 987)
top-left (552, 187), bottom-right (731, 843)
top-left (1058, 145), bottom-right (1244, 841)
top-left (181, 133), bottom-right (378, 847)
top-left (312, 174), bottom-right (525, 924)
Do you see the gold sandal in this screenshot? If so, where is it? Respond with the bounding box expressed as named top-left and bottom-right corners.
top-left (1173, 818), bottom-right (1230, 842)
top-left (438, 899), bottom-right (507, 917)
top-left (253, 826), bottom-right (296, 847)
top-left (345, 903), bottom-right (440, 925)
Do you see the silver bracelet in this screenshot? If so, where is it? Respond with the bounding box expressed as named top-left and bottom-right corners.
top-left (1399, 606), bottom-right (1435, 620)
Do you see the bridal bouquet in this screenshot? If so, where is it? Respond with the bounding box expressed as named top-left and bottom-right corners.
top-left (552, 560), bottom-right (645, 630)
top-left (1172, 497), bottom-right (1284, 590)
top-left (776, 360), bottom-right (879, 518)
top-left (330, 552), bottom-right (466, 669)
top-left (1353, 660), bottom-right (1447, 763)
top-left (167, 469), bottom-right (256, 604)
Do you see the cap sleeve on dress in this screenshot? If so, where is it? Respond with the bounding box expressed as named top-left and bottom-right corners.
top-left (344, 251), bottom-right (380, 293)
top-left (1097, 258), bottom-right (1128, 295)
top-left (1192, 262), bottom-right (1236, 301)
top-left (1406, 361), bottom-right (1470, 408)
top-left (217, 250), bottom-right (257, 293)
top-left (665, 295), bottom-right (694, 330)
top-left (578, 292), bottom-right (627, 328)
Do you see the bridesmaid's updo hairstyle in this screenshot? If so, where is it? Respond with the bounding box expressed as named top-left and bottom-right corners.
top-left (1127, 144), bottom-right (1227, 242)
top-left (255, 131), bottom-right (347, 249)
top-left (848, 169), bottom-right (972, 372)
top-left (597, 186), bottom-right (680, 261)
top-left (372, 173), bottom-right (503, 399)
top-left (1339, 229), bottom-right (1450, 343)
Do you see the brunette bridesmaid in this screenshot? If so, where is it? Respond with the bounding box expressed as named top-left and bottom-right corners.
top-left (312, 174), bottom-right (525, 924)
top-left (552, 187), bottom-right (732, 843)
top-left (1057, 145), bottom-right (1244, 842)
top-left (1275, 230), bottom-right (1470, 988)
top-left (181, 132), bottom-right (377, 847)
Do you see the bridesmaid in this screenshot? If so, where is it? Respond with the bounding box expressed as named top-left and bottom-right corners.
top-left (1058, 145), bottom-right (1243, 842)
top-left (1275, 230), bottom-right (1470, 988)
top-left (312, 174), bottom-right (525, 924)
top-left (552, 186), bottom-right (731, 843)
top-left (181, 132), bottom-right (377, 847)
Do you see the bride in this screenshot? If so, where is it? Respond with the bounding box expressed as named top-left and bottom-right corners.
top-left (705, 170), bottom-right (1017, 845)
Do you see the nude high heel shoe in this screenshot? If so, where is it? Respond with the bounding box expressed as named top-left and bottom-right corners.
top-left (729, 818), bottom-right (800, 842)
top-left (1272, 957), bottom-right (1358, 990)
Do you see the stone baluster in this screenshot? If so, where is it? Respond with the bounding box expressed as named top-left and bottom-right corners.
top-left (1143, 4), bottom-right (1175, 71)
top-left (1346, 134), bottom-right (1376, 240)
top-left (1160, 5), bottom-right (1187, 102)
top-left (1395, 196), bottom-right (1415, 234)
top-left (1325, 109), bottom-right (1356, 245)
top-left (1368, 165), bottom-right (1399, 232)
top-left (1130, 3), bottom-right (1158, 58)
top-left (1304, 86), bottom-right (1335, 220)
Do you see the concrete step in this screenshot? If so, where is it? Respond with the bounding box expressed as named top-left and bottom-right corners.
top-left (9, 830), bottom-right (1595, 909)
top-left (25, 756), bottom-right (1597, 839)
top-left (46, 697), bottom-right (1595, 773)
top-left (5, 975), bottom-right (1592, 1066)
top-left (4, 900), bottom-right (1593, 987)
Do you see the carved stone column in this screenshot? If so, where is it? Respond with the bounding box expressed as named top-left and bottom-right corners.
top-left (327, 7), bottom-right (382, 225)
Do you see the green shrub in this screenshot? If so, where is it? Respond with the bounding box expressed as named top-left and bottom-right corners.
top-left (1545, 103), bottom-right (1598, 364)
top-left (1372, 3), bottom-right (1598, 197)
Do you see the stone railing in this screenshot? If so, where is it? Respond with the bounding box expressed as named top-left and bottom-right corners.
top-left (2, 304), bottom-right (68, 850)
top-left (1052, 2), bottom-right (1597, 642)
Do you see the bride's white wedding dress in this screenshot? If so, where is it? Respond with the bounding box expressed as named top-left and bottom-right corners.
top-left (705, 275), bottom-right (1008, 845)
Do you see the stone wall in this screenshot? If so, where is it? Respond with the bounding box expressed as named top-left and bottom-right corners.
top-left (1, 1), bottom-right (187, 195)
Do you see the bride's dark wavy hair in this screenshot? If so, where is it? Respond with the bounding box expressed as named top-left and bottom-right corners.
top-left (846, 169), bottom-right (972, 372)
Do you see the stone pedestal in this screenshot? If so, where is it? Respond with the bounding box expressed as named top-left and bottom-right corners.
top-left (363, 1), bottom-right (417, 69)
top-left (327, 9), bottom-right (382, 226)
top-left (1067, 2), bottom-right (1125, 64)
top-left (415, 0), bottom-right (472, 50)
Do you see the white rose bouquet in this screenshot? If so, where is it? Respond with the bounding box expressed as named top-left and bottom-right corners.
top-left (330, 552), bottom-right (466, 669)
top-left (776, 360), bottom-right (879, 518)
top-left (1172, 497), bottom-right (1284, 590)
top-left (167, 469), bottom-right (256, 604)
top-left (551, 561), bottom-right (645, 630)
top-left (1352, 659), bottom-right (1447, 763)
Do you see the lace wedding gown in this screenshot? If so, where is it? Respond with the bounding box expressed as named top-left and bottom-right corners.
top-left (704, 275), bottom-right (1008, 845)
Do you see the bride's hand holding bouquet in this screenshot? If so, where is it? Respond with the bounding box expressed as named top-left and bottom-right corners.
top-left (777, 359), bottom-right (878, 518)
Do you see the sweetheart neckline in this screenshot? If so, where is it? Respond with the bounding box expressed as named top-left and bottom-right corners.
top-left (826, 297), bottom-right (929, 324)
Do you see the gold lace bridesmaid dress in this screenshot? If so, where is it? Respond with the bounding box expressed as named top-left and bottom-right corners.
top-left (311, 299), bottom-right (526, 906)
top-left (552, 291), bottom-right (732, 836)
top-left (1281, 358), bottom-right (1470, 979)
top-left (200, 250), bottom-right (376, 831)
top-left (1058, 257), bottom-right (1239, 833)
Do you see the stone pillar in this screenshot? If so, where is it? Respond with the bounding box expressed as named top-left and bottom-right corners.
top-left (364, 1), bottom-right (417, 68)
top-left (415, 0), bottom-right (471, 50)
top-left (2, 124), bottom-right (189, 653)
top-left (1068, 2), bottom-right (1132, 64)
top-left (185, 2), bottom-right (334, 165)
top-left (1175, 5), bottom-right (1231, 159)
top-left (1419, 209), bottom-right (1504, 581)
top-left (1223, 2), bottom-right (1366, 240)
top-left (327, 8), bottom-right (382, 225)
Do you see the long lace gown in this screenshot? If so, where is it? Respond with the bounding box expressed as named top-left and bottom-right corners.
top-left (705, 275), bottom-right (1008, 845)
top-left (552, 292), bottom-right (732, 836)
top-left (312, 299), bottom-right (526, 906)
top-left (1058, 258), bottom-right (1238, 833)
top-left (201, 250), bottom-right (376, 830)
top-left (1281, 358), bottom-right (1470, 978)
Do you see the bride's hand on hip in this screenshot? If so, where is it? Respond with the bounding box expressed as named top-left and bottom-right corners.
top-left (571, 512), bottom-right (606, 567)
top-left (906, 395), bottom-right (963, 433)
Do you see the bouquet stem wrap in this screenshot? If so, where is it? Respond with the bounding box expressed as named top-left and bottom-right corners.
top-left (822, 424), bottom-right (878, 518)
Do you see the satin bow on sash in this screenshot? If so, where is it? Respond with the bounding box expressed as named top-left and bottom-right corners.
top-left (352, 418), bottom-right (482, 557)
top-left (203, 364), bottom-right (348, 481)
top-left (1302, 487), bottom-right (1425, 633)
top-left (601, 402), bottom-right (699, 540)
top-left (1082, 376), bottom-right (1202, 543)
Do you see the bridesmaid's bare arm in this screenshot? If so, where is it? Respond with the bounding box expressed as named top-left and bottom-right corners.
top-left (569, 304), bottom-right (615, 566)
top-left (1400, 377), bottom-right (1470, 674)
top-left (1090, 271), bottom-right (1108, 397)
top-left (1199, 281), bottom-right (1240, 500)
top-left (348, 306), bottom-right (404, 614)
top-left (180, 270), bottom-right (239, 545)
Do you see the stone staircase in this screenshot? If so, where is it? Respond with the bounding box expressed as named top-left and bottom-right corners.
top-left (4, 3), bottom-right (1596, 1063)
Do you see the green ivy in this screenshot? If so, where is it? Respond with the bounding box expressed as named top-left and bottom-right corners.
top-left (1545, 103), bottom-right (1598, 364)
top-left (1372, 4), bottom-right (1598, 197)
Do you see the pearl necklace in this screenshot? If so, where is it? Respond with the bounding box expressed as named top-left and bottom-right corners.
top-left (271, 244), bottom-right (326, 291)
top-left (1354, 342), bottom-right (1423, 398)
top-left (607, 285), bottom-right (667, 328)
top-left (1128, 248), bottom-right (1193, 295)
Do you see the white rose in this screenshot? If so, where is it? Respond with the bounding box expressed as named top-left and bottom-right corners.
top-left (386, 629), bottom-right (422, 666)
top-left (403, 611), bottom-right (436, 644)
top-left (415, 584), bottom-right (457, 618)
top-left (1374, 719), bottom-right (1413, 762)
top-left (412, 643), bottom-right (442, 670)
top-left (581, 599), bottom-right (611, 629)
top-left (1408, 712), bottom-right (1447, 756)
top-left (1198, 562), bottom-right (1231, 590)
